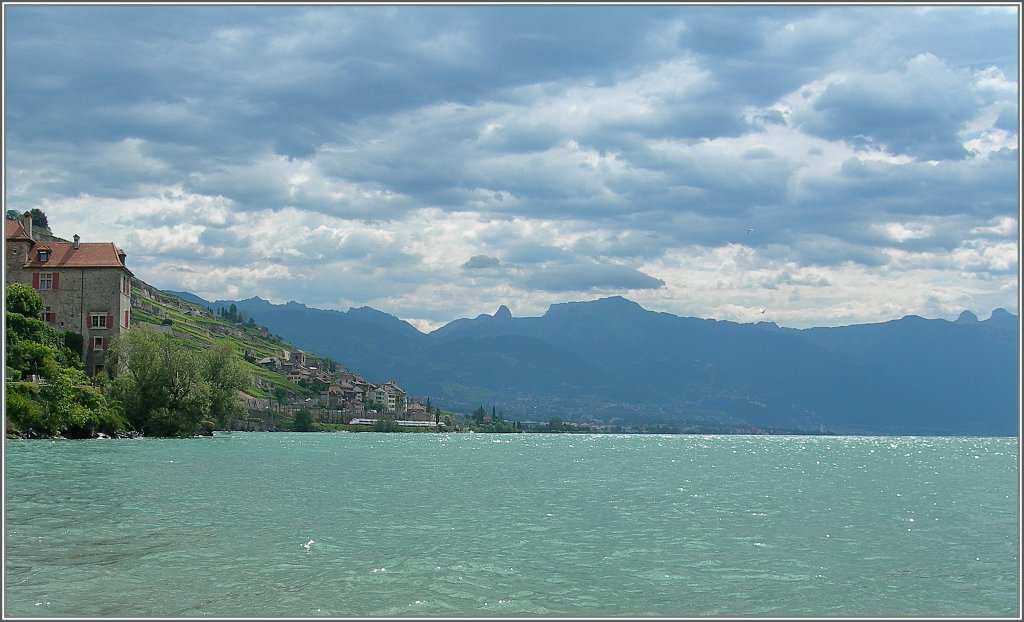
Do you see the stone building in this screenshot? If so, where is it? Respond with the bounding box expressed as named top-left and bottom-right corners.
top-left (5, 212), bottom-right (133, 376)
top-left (370, 380), bottom-right (407, 414)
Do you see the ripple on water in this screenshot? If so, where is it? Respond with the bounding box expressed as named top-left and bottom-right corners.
top-left (3, 433), bottom-right (1018, 617)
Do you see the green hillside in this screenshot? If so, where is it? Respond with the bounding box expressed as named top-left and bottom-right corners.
top-left (130, 279), bottom-right (323, 403)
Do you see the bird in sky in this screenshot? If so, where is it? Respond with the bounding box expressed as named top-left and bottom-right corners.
top-left (747, 228), bottom-right (755, 234)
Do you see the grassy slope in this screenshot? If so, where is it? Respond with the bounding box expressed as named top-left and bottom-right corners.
top-left (131, 280), bottom-right (318, 401)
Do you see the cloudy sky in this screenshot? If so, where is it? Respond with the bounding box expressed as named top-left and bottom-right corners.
top-left (4, 3), bottom-right (1019, 332)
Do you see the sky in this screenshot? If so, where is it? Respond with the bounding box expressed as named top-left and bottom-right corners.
top-left (3, 2), bottom-right (1020, 332)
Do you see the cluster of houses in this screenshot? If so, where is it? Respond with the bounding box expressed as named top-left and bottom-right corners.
top-left (253, 350), bottom-right (435, 425)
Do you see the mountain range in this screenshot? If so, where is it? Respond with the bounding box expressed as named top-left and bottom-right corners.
top-left (167, 291), bottom-right (1020, 436)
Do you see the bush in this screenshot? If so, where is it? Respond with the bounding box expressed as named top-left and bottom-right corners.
top-left (6, 312), bottom-right (83, 374)
top-left (293, 409), bottom-right (314, 432)
top-left (373, 418), bottom-right (401, 432)
top-left (5, 385), bottom-right (43, 434)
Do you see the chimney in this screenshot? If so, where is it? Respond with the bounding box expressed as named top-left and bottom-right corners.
top-left (73, 234), bottom-right (80, 250)
top-left (22, 211), bottom-right (32, 239)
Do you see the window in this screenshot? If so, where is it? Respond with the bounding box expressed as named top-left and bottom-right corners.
top-left (33, 272), bottom-right (57, 290)
top-left (44, 306), bottom-right (55, 324)
top-left (91, 313), bottom-right (108, 329)
top-left (92, 336), bottom-right (105, 350)
top-left (38, 250), bottom-right (50, 262)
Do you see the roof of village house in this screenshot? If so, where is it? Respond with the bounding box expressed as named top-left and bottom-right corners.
top-left (6, 221), bottom-right (133, 275)
top-left (5, 220), bottom-right (32, 241)
top-left (21, 241), bottom-right (133, 274)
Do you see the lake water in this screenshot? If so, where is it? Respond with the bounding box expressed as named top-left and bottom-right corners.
top-left (3, 432), bottom-right (1019, 618)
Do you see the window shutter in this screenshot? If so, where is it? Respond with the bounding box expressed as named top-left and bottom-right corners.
top-left (32, 273), bottom-right (39, 288)
top-left (51, 313), bottom-right (57, 325)
top-left (52, 273), bottom-right (59, 289)
top-left (125, 310), bottom-right (130, 328)
top-left (107, 314), bottom-right (113, 328)
top-left (101, 338), bottom-right (107, 350)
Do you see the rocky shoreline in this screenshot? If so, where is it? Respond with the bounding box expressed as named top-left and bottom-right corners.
top-left (6, 430), bottom-right (145, 440)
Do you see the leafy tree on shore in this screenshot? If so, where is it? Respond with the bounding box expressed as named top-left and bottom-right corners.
top-left (205, 340), bottom-right (251, 430)
top-left (293, 408), bottom-right (314, 432)
top-left (108, 325), bottom-right (249, 437)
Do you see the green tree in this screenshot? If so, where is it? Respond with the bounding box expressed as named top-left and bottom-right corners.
top-left (6, 283), bottom-right (44, 319)
top-left (29, 208), bottom-right (49, 230)
top-left (108, 325), bottom-right (211, 437)
top-left (472, 406), bottom-right (486, 424)
top-left (365, 400), bottom-right (387, 414)
top-left (372, 418), bottom-right (400, 432)
top-left (6, 291), bottom-right (81, 379)
top-left (293, 408), bottom-right (314, 432)
top-left (204, 340), bottom-right (251, 430)
top-left (6, 209), bottom-right (20, 220)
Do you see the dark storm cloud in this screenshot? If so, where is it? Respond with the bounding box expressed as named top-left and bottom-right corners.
top-left (804, 55), bottom-right (977, 160)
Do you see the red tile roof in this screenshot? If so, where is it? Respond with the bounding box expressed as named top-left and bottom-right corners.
top-left (4, 220), bottom-right (31, 240)
top-left (7, 221), bottom-right (132, 273)
top-left (23, 241), bottom-right (132, 274)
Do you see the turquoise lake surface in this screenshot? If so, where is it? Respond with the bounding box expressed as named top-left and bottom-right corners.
top-left (3, 432), bottom-right (1019, 617)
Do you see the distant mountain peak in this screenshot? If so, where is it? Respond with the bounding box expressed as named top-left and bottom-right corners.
top-left (989, 308), bottom-right (1014, 320)
top-left (956, 310), bottom-right (979, 323)
top-left (545, 295), bottom-right (646, 317)
top-left (494, 305), bottom-right (512, 319)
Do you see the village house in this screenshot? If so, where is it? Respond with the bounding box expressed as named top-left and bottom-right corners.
top-left (257, 356), bottom-right (281, 371)
top-left (5, 212), bottom-right (132, 377)
top-left (405, 399), bottom-right (431, 421)
top-left (370, 380), bottom-right (407, 415)
top-left (320, 384), bottom-right (346, 408)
